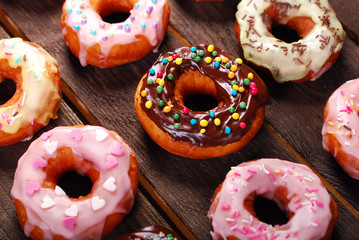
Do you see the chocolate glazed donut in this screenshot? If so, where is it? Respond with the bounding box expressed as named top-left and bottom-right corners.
top-left (135, 44), bottom-right (270, 158)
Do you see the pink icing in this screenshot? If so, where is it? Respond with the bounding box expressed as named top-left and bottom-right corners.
top-left (208, 158), bottom-right (334, 240)
top-left (11, 126), bottom-right (136, 239)
top-left (62, 0), bottom-right (167, 66)
top-left (322, 79), bottom-right (359, 179)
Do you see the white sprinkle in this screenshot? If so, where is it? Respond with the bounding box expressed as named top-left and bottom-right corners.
top-left (262, 164), bottom-right (269, 174)
top-left (225, 218), bottom-right (235, 222)
top-left (230, 224), bottom-right (238, 231)
top-left (344, 142), bottom-right (351, 146)
top-left (303, 177), bottom-right (313, 182)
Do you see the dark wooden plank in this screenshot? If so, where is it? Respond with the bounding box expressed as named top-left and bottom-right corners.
top-left (1, 0), bottom-right (359, 239)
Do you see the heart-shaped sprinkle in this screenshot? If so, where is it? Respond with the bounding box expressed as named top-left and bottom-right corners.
top-left (110, 143), bottom-right (124, 156)
top-left (33, 156), bottom-right (47, 169)
top-left (41, 131), bottom-right (53, 141)
top-left (103, 177), bottom-right (116, 192)
top-left (65, 204), bottom-right (78, 217)
top-left (27, 181), bottom-right (40, 196)
top-left (63, 217), bottom-right (76, 231)
top-left (95, 129), bottom-right (108, 142)
top-left (69, 129), bottom-right (82, 141)
top-left (105, 155), bottom-right (118, 169)
top-left (55, 186), bottom-right (67, 196)
top-left (41, 196), bottom-right (55, 209)
top-left (91, 196), bottom-right (106, 211)
top-left (44, 141), bottom-right (58, 155)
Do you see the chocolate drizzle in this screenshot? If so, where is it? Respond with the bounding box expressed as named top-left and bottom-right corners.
top-left (138, 44), bottom-right (270, 147)
top-left (117, 226), bottom-right (182, 240)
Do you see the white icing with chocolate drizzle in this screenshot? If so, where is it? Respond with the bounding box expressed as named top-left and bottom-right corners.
top-left (236, 0), bottom-right (345, 83)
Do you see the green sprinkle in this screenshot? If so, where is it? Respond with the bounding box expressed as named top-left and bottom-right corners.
top-left (231, 80), bottom-right (237, 86)
top-left (195, 56), bottom-right (201, 62)
top-left (147, 79), bottom-right (154, 85)
top-left (191, 53), bottom-right (197, 59)
top-left (174, 113), bottom-right (180, 120)
top-left (156, 86), bottom-right (163, 93)
top-left (212, 51), bottom-right (218, 57)
top-left (239, 102), bottom-right (247, 109)
top-left (158, 100), bottom-right (165, 107)
top-left (167, 74), bottom-right (174, 81)
top-left (243, 78), bottom-right (250, 86)
top-left (174, 123), bottom-right (180, 129)
top-left (198, 50), bottom-right (204, 57)
top-left (229, 107), bottom-right (235, 113)
top-left (226, 62), bottom-right (231, 69)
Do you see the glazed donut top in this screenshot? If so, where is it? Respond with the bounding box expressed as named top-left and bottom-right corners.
top-left (138, 44), bottom-right (270, 147)
top-left (209, 158), bottom-right (334, 240)
top-left (322, 79), bottom-right (359, 161)
top-left (63, 0), bottom-right (167, 66)
top-left (235, 0), bottom-right (345, 83)
top-left (0, 38), bottom-right (60, 134)
top-left (11, 126), bottom-right (135, 239)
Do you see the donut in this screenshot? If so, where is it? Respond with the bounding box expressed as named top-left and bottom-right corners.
top-left (234, 0), bottom-right (346, 83)
top-left (208, 158), bottom-right (338, 240)
top-left (11, 125), bottom-right (138, 240)
top-left (134, 44), bottom-right (270, 159)
top-left (61, 0), bottom-right (170, 67)
top-left (117, 226), bottom-right (182, 240)
top-left (0, 38), bottom-right (61, 146)
top-left (322, 79), bottom-right (359, 179)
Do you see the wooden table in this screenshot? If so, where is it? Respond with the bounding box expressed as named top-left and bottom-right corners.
top-left (0, 0), bottom-right (358, 239)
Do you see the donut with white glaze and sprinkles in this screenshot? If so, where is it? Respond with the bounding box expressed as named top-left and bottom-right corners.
top-left (235, 0), bottom-right (345, 83)
top-left (11, 126), bottom-right (138, 240)
top-left (61, 0), bottom-right (170, 67)
top-left (208, 158), bottom-right (338, 240)
top-left (322, 79), bottom-right (359, 179)
top-left (0, 38), bottom-right (61, 146)
top-left (135, 44), bottom-right (270, 159)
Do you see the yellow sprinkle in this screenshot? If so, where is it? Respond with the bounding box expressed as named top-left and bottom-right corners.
top-left (222, 57), bottom-right (229, 63)
top-left (207, 45), bottom-right (214, 52)
top-left (163, 106), bottom-right (171, 113)
top-left (156, 78), bottom-right (161, 84)
top-left (344, 97), bottom-right (348, 102)
top-left (145, 101), bottom-right (152, 109)
top-left (232, 85), bottom-right (239, 91)
top-left (248, 72), bottom-right (254, 80)
top-left (351, 101), bottom-right (354, 106)
top-left (158, 79), bottom-right (165, 86)
top-left (214, 118), bottom-right (221, 126)
top-left (238, 87), bottom-right (245, 93)
top-left (205, 57), bottom-right (212, 64)
top-left (200, 128), bottom-right (206, 134)
top-left (328, 131), bottom-right (337, 135)
top-left (354, 107), bottom-right (359, 111)
top-left (235, 58), bottom-right (243, 64)
top-left (346, 131), bottom-right (351, 136)
top-left (230, 65), bottom-right (238, 72)
top-left (232, 113), bottom-right (239, 120)
top-left (200, 119), bottom-right (208, 127)
top-left (337, 124), bottom-right (342, 130)
top-left (167, 56), bottom-right (173, 62)
top-left (141, 90), bottom-right (147, 97)
top-left (327, 121), bottom-right (334, 126)
top-left (175, 58), bottom-right (183, 65)
top-left (275, 170), bottom-right (281, 174)
top-left (229, 171), bottom-right (237, 177)
top-left (228, 72), bottom-right (235, 79)
top-left (215, 57), bottom-right (221, 62)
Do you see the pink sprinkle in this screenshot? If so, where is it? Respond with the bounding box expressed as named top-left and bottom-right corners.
top-left (33, 156), bottom-right (47, 169)
top-left (231, 211), bottom-right (239, 218)
top-left (269, 235), bottom-right (278, 240)
top-left (295, 204), bottom-right (302, 209)
top-left (63, 217), bottom-right (76, 231)
top-left (0, 123), bottom-right (2, 130)
top-left (234, 172), bottom-right (241, 177)
top-left (291, 163), bottom-right (295, 169)
top-left (311, 207), bottom-right (317, 213)
top-left (268, 171), bottom-right (275, 182)
top-left (31, 119), bottom-right (34, 125)
top-left (311, 200), bottom-right (315, 206)
top-left (27, 181), bottom-right (40, 195)
top-left (293, 197), bottom-right (301, 203)
top-left (287, 169), bottom-right (293, 175)
top-left (247, 169), bottom-right (257, 174)
top-left (257, 222), bottom-right (266, 232)
top-left (233, 188), bottom-right (238, 192)
top-left (233, 227), bottom-right (242, 233)
top-left (231, 221), bottom-right (237, 227)
top-left (5, 52), bottom-right (12, 55)
top-left (316, 200), bottom-right (324, 208)
top-left (221, 204), bottom-right (231, 210)
top-left (293, 231), bottom-right (298, 236)
top-left (104, 155), bottom-right (118, 169)
top-left (241, 226), bottom-right (249, 234)
top-left (110, 143), bottom-right (124, 156)
top-left (6, 119), bottom-right (10, 124)
top-left (281, 171), bottom-right (284, 176)
top-left (305, 188), bottom-right (312, 193)
top-left (285, 233), bottom-right (290, 239)
top-left (341, 90), bottom-right (344, 96)
top-left (315, 219), bottom-right (321, 226)
top-left (245, 174), bottom-right (253, 181)
top-left (298, 176), bottom-right (303, 182)
top-left (17, 104), bottom-right (22, 108)
top-left (274, 224), bottom-right (280, 229)
top-left (311, 188), bottom-right (319, 192)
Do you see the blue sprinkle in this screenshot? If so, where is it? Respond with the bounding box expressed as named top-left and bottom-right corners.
top-left (152, 0), bottom-right (158, 3)
top-left (214, 61), bottom-right (220, 68)
top-left (74, 25), bottom-right (80, 30)
top-left (149, 68), bottom-right (155, 75)
top-left (91, 30), bottom-right (97, 35)
top-left (141, 23), bottom-right (146, 29)
top-left (210, 111), bottom-right (215, 118)
top-left (190, 119), bottom-right (197, 125)
top-left (15, 56), bottom-right (21, 63)
top-left (231, 90), bottom-right (237, 97)
top-left (124, 24), bottom-right (130, 27)
top-left (190, 46), bottom-right (197, 52)
top-left (9, 45), bottom-right (15, 49)
top-left (67, 8), bottom-right (72, 13)
top-left (162, 58), bottom-right (168, 64)
top-left (77, 10), bottom-right (82, 14)
top-left (134, 3), bottom-right (139, 8)
top-left (225, 127), bottom-right (231, 134)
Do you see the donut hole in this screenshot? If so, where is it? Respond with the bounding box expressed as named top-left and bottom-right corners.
top-left (91, 0), bottom-right (136, 24)
top-left (57, 171), bottom-right (93, 198)
top-left (271, 24), bottom-right (301, 43)
top-left (0, 78), bottom-right (16, 106)
top-left (174, 70), bottom-right (221, 112)
top-left (253, 196), bottom-right (289, 226)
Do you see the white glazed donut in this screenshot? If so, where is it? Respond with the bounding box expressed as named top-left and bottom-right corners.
top-left (61, 0), bottom-right (170, 67)
top-left (11, 126), bottom-right (138, 240)
top-left (235, 0), bottom-right (345, 83)
top-left (208, 158), bottom-right (337, 240)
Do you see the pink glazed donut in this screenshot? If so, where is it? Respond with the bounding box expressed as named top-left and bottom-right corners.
top-left (322, 79), bottom-right (359, 179)
top-left (208, 158), bottom-right (337, 240)
top-left (11, 126), bottom-right (138, 240)
top-left (61, 0), bottom-right (170, 67)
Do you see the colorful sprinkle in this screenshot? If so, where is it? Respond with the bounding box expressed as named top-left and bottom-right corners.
top-left (248, 73), bottom-right (254, 79)
top-left (190, 119), bottom-right (197, 125)
top-left (145, 101), bottom-right (152, 109)
top-left (174, 123), bottom-right (180, 129)
top-left (207, 45), bottom-right (214, 52)
top-left (205, 57), bottom-right (212, 64)
top-left (158, 100), bottom-right (165, 107)
top-left (183, 107), bottom-right (189, 114)
top-left (225, 127), bottom-right (231, 134)
top-left (235, 58), bottom-right (243, 64)
top-left (163, 106), bottom-right (171, 113)
top-left (156, 86), bottom-right (163, 93)
top-left (167, 74), bottom-right (174, 81)
top-left (232, 113), bottom-right (239, 120)
top-left (214, 118), bottom-right (221, 126)
top-left (200, 119), bottom-right (208, 127)
top-left (175, 58), bottom-right (183, 65)
top-left (239, 122), bottom-right (246, 128)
